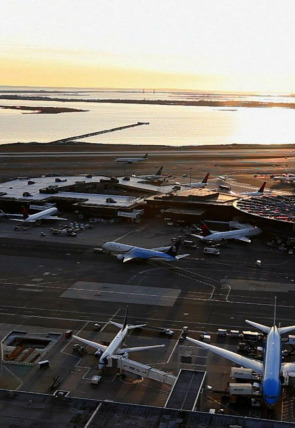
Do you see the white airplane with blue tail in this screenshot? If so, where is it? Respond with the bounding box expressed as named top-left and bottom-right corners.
top-left (186, 300), bottom-right (295, 406)
top-left (102, 239), bottom-right (189, 263)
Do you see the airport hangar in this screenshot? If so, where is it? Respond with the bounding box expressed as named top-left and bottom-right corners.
top-left (0, 174), bottom-right (295, 234)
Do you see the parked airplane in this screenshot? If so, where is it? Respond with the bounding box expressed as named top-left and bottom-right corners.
top-left (1, 206), bottom-right (67, 223)
top-left (102, 239), bottom-right (189, 263)
top-left (191, 222), bottom-right (261, 243)
top-left (115, 153), bottom-right (148, 164)
top-left (186, 301), bottom-right (295, 406)
top-left (184, 173), bottom-right (210, 189)
top-left (240, 182), bottom-right (266, 196)
top-left (73, 308), bottom-right (165, 369)
top-left (272, 174), bottom-right (295, 183)
top-left (137, 166), bottom-right (165, 181)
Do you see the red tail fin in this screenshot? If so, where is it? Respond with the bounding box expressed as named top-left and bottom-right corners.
top-left (201, 223), bottom-right (211, 237)
top-left (202, 173), bottom-right (210, 183)
top-left (21, 206), bottom-right (29, 220)
top-left (258, 182), bottom-right (266, 193)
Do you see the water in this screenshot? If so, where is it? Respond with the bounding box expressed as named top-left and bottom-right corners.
top-left (1, 87), bottom-right (295, 146)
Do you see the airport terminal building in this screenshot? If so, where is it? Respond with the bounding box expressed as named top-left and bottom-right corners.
top-left (0, 174), bottom-right (294, 235)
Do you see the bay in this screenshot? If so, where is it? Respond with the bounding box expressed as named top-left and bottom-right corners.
top-left (1, 89), bottom-right (295, 146)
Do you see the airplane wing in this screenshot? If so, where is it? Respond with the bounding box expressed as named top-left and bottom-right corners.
top-left (3, 214), bottom-right (23, 218)
top-left (123, 256), bottom-right (136, 263)
top-left (72, 335), bottom-right (107, 352)
top-left (186, 337), bottom-right (264, 375)
top-left (117, 344), bottom-right (165, 354)
top-left (122, 248), bottom-right (152, 262)
top-left (43, 215), bottom-right (67, 220)
top-left (175, 254), bottom-right (190, 260)
top-left (152, 246), bottom-right (170, 252)
top-left (234, 236), bottom-right (251, 243)
top-left (190, 234), bottom-right (204, 240)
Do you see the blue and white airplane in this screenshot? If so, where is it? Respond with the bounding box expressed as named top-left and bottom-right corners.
top-left (73, 308), bottom-right (165, 369)
top-left (186, 302), bottom-right (295, 406)
top-left (102, 239), bottom-right (189, 263)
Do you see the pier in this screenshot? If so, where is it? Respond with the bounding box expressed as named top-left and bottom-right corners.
top-left (50, 122), bottom-right (149, 144)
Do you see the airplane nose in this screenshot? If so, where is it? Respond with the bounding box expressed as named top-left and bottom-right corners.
top-left (265, 396), bottom-right (278, 406)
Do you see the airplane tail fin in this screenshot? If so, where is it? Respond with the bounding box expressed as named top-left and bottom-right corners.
top-left (156, 166), bottom-right (163, 175)
top-left (123, 306), bottom-right (128, 329)
top-left (247, 299), bottom-right (295, 336)
top-left (109, 306), bottom-right (129, 330)
top-left (202, 173), bottom-right (210, 183)
top-left (165, 239), bottom-right (182, 257)
top-left (21, 206), bottom-right (29, 220)
top-left (201, 222), bottom-right (212, 237)
top-left (258, 182), bottom-right (266, 193)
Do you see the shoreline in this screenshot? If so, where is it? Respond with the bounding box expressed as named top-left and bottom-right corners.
top-left (1, 95), bottom-right (295, 110)
top-left (0, 105), bottom-right (87, 114)
top-left (1, 141), bottom-right (295, 153)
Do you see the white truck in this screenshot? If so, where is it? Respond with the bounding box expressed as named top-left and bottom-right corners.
top-left (91, 375), bottom-right (102, 385)
top-left (231, 367), bottom-right (260, 380)
top-left (229, 383), bottom-right (254, 395)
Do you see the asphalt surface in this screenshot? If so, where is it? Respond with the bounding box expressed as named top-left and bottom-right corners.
top-left (0, 217), bottom-right (295, 417)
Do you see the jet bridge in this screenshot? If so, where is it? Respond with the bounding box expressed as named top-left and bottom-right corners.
top-left (110, 355), bottom-right (176, 386)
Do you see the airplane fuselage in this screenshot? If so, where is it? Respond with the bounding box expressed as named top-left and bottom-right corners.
top-left (99, 326), bottom-right (128, 369)
top-left (189, 182), bottom-right (207, 188)
top-left (202, 227), bottom-right (261, 242)
top-left (115, 155), bottom-right (148, 163)
top-left (262, 326), bottom-right (282, 406)
top-left (241, 191), bottom-right (263, 196)
top-left (24, 207), bottom-right (58, 222)
top-left (139, 174), bottom-right (163, 181)
top-left (102, 241), bottom-right (179, 261)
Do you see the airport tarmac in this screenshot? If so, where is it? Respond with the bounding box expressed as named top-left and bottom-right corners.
top-left (0, 217), bottom-right (295, 419)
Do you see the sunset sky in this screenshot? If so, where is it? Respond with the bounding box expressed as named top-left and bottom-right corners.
top-left (1, 0), bottom-right (295, 92)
